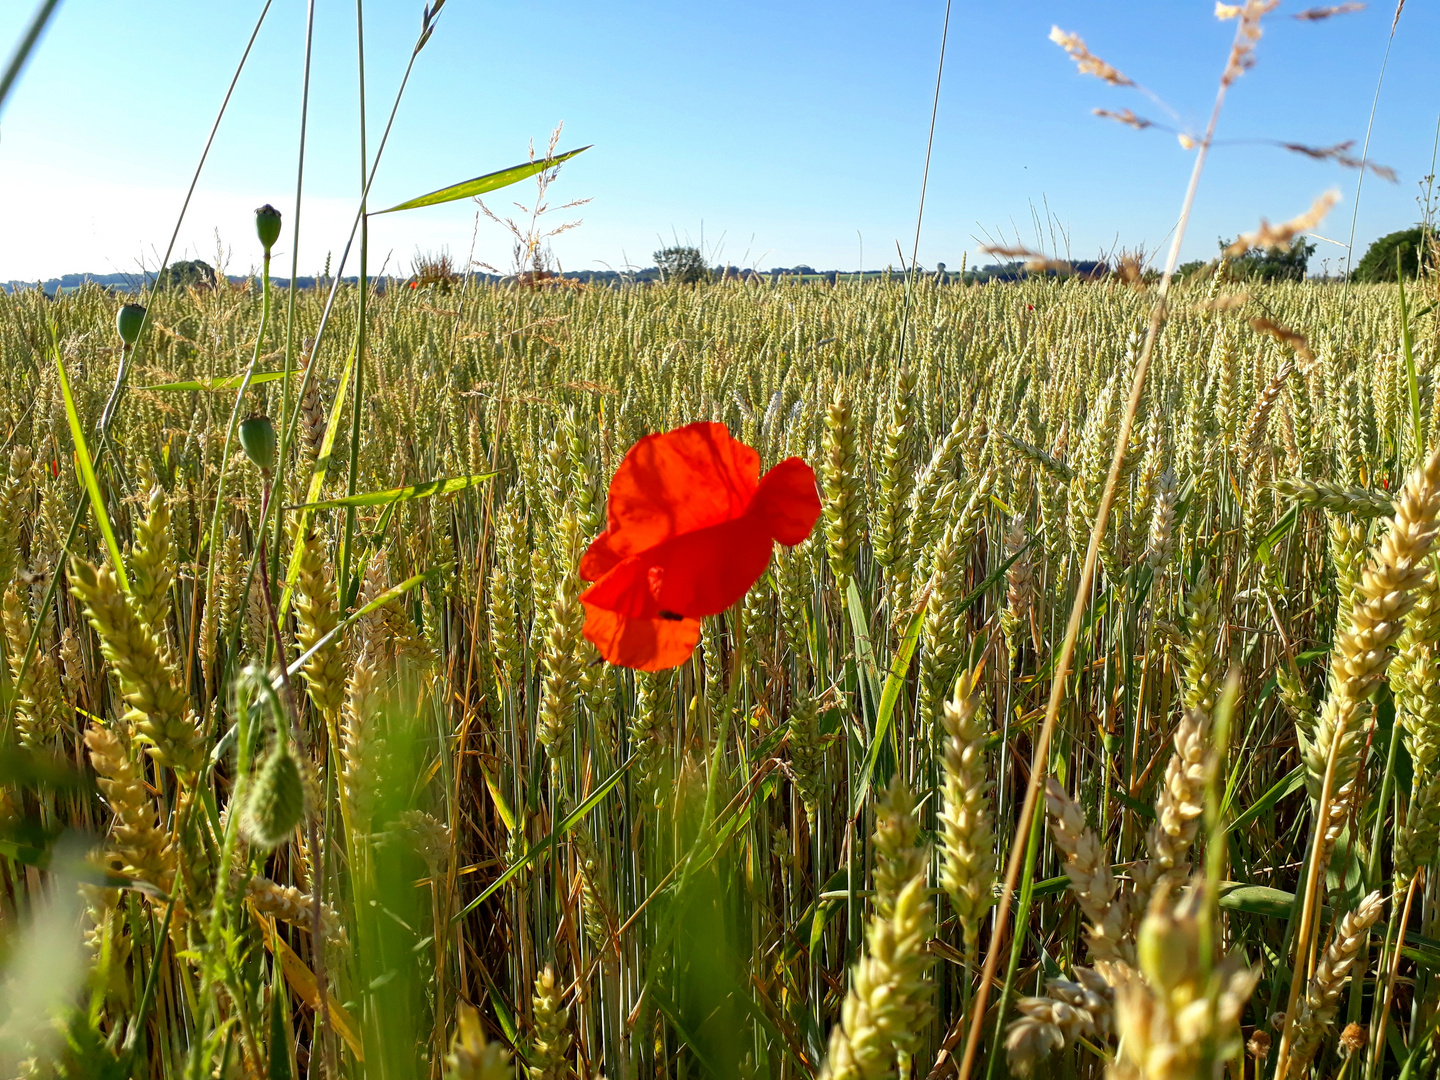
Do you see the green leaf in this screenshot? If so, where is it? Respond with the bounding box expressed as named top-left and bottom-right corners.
top-left (1255, 505), bottom-right (1297, 566)
top-left (852, 537), bottom-right (1034, 815)
top-left (1397, 251), bottom-right (1424, 463)
top-left (139, 370), bottom-right (295, 393)
top-left (852, 604), bottom-right (923, 816)
top-left (845, 580), bottom-right (883, 710)
top-left (1225, 765), bottom-right (1304, 837)
top-left (372, 147), bottom-right (591, 215)
top-left (54, 341), bottom-right (127, 591)
top-left (286, 471), bottom-right (497, 512)
top-left (268, 969), bottom-right (293, 1080)
top-left (1218, 883), bottom-right (1295, 919)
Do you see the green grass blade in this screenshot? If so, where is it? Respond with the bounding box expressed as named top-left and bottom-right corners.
top-left (451, 755), bottom-right (634, 922)
top-left (138, 370), bottom-right (294, 392)
top-left (371, 146), bottom-right (590, 214)
top-left (1397, 248), bottom-right (1423, 460)
top-left (1223, 765), bottom-right (1303, 837)
top-left (0, 0), bottom-right (62, 119)
top-left (286, 471), bottom-right (497, 511)
top-left (54, 341), bottom-right (127, 590)
top-left (852, 604), bottom-right (922, 815)
top-left (279, 343), bottom-right (357, 618)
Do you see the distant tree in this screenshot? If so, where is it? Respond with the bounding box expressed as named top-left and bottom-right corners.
top-left (161, 259), bottom-right (217, 290)
top-left (654, 246), bottom-right (709, 284)
top-left (1353, 226), bottom-right (1433, 283)
top-left (1224, 238), bottom-right (1314, 282)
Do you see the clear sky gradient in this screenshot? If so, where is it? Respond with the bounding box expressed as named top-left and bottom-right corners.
top-left (1, 1), bottom-right (1436, 281)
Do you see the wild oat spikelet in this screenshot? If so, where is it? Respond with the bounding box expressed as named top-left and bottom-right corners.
top-left (1000, 515), bottom-right (1036, 661)
top-left (1181, 570), bottom-right (1222, 718)
top-left (918, 474), bottom-right (993, 733)
top-left (1274, 478), bottom-right (1393, 519)
top-left (292, 525), bottom-right (347, 719)
top-left (1286, 891), bottom-right (1384, 1076)
top-left (1132, 709), bottom-right (1210, 909)
top-left (1308, 451), bottom-right (1440, 841)
top-left (872, 774), bottom-right (926, 920)
top-left (939, 667), bottom-right (995, 954)
top-left (127, 484), bottom-right (175, 633)
top-left (787, 689), bottom-right (826, 822)
top-left (1049, 25), bottom-right (1133, 85)
top-left (1005, 968), bottom-right (1113, 1077)
top-left (1111, 884), bottom-right (1259, 1080)
top-left (245, 875), bottom-right (343, 941)
top-left (536, 514), bottom-right (585, 772)
top-left (0, 447), bottom-right (32, 592)
top-left (70, 558), bottom-right (203, 777)
top-left (1143, 469), bottom-right (1179, 572)
top-left (1392, 554), bottom-right (1440, 884)
top-left (445, 1003), bottom-right (512, 1080)
top-left (818, 876), bottom-right (933, 1080)
top-left (84, 725), bottom-right (169, 884)
top-left (872, 368), bottom-right (917, 574)
top-left (1045, 778), bottom-right (1127, 961)
top-left (3, 584), bottom-right (65, 750)
top-left (528, 966), bottom-right (572, 1080)
top-left (821, 385), bottom-right (865, 594)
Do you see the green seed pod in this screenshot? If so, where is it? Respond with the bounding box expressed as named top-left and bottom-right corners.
top-left (116, 303), bottom-right (146, 347)
top-left (243, 744), bottom-right (305, 849)
top-left (255, 204), bottom-right (282, 254)
top-left (238, 415), bottom-right (277, 474)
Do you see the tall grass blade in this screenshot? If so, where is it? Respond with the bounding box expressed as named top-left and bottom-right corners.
top-left (53, 341), bottom-right (126, 590)
top-left (286, 471), bottom-right (497, 512)
top-left (372, 146), bottom-right (590, 214)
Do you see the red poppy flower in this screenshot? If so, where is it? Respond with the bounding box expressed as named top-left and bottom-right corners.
top-left (580, 421), bottom-right (822, 671)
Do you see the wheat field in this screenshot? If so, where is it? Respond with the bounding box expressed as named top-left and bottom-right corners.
top-left (0, 267), bottom-right (1437, 1080)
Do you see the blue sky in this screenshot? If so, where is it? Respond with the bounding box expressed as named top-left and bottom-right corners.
top-left (1, 1), bottom-right (1436, 280)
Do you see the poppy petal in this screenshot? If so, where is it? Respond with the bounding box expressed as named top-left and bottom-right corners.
top-left (580, 422), bottom-right (760, 582)
top-left (580, 517), bottom-right (774, 620)
top-left (582, 603), bottom-right (701, 671)
top-left (751, 457), bottom-right (823, 546)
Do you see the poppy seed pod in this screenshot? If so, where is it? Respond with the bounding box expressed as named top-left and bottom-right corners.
top-left (116, 303), bottom-right (146, 347)
top-left (243, 744), bottom-right (305, 850)
top-left (238, 414), bottom-right (277, 474)
top-left (255, 204), bottom-right (282, 254)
